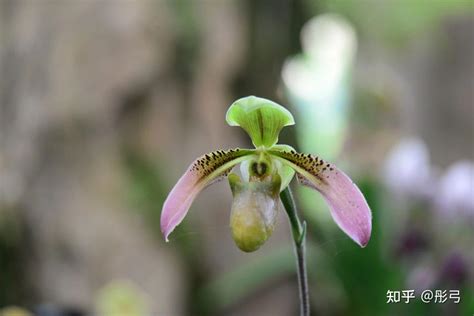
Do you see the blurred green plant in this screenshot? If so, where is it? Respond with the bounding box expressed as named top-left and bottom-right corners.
top-left (121, 148), bottom-right (208, 315)
top-left (0, 207), bottom-right (30, 307)
top-left (308, 0), bottom-right (473, 46)
top-left (0, 306), bottom-right (32, 316)
top-left (95, 280), bottom-right (150, 316)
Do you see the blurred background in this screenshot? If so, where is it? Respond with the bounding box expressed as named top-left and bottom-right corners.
top-left (0, 0), bottom-right (473, 315)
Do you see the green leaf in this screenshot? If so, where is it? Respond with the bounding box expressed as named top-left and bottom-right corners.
top-left (226, 96), bottom-right (295, 148)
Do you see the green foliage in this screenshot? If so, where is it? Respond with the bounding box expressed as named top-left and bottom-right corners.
top-left (328, 178), bottom-right (402, 315)
top-left (0, 208), bottom-right (30, 306)
top-left (123, 150), bottom-right (167, 233)
top-left (195, 246), bottom-right (303, 315)
top-left (309, 0), bottom-right (473, 45)
top-left (96, 280), bottom-right (149, 316)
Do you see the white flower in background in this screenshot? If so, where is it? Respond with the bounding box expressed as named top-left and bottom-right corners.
top-left (383, 138), bottom-right (434, 199)
top-left (436, 161), bottom-right (474, 221)
top-left (282, 13), bottom-right (356, 159)
top-left (282, 14), bottom-right (356, 102)
top-left (406, 264), bottom-right (436, 293)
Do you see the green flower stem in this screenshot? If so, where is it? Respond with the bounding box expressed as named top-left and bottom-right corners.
top-left (280, 187), bottom-right (309, 316)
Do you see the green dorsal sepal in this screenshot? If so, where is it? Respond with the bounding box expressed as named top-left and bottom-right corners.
top-left (226, 96), bottom-right (295, 148)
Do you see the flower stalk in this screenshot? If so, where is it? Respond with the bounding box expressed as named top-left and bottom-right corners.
top-left (281, 187), bottom-right (309, 316)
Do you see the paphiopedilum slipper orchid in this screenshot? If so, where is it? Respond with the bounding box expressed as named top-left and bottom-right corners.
top-left (160, 96), bottom-right (372, 252)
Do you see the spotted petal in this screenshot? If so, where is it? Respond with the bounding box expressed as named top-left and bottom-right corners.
top-left (161, 149), bottom-right (254, 241)
top-left (270, 149), bottom-right (372, 247)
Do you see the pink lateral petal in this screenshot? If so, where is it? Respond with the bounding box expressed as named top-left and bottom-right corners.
top-left (296, 170), bottom-right (371, 247)
top-left (271, 150), bottom-right (372, 247)
top-left (160, 149), bottom-right (252, 241)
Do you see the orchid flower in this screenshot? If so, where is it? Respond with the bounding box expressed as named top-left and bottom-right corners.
top-left (160, 96), bottom-right (372, 252)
